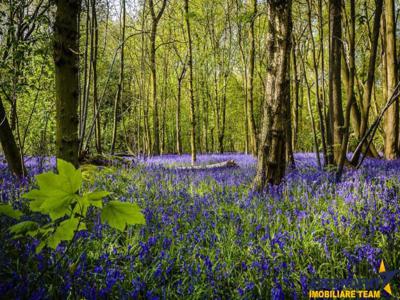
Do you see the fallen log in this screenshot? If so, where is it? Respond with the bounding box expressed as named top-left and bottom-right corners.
top-left (79, 154), bottom-right (133, 166)
top-left (175, 160), bottom-right (238, 170)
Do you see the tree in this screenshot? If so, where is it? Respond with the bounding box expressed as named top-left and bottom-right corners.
top-left (0, 97), bottom-right (26, 177)
top-left (248, 0), bottom-right (258, 155)
top-left (184, 0), bottom-right (196, 164)
top-left (54, 0), bottom-right (81, 167)
top-left (383, 0), bottom-right (398, 159)
top-left (327, 0), bottom-right (344, 165)
top-left (149, 0), bottom-right (168, 155)
top-left (111, 0), bottom-right (126, 154)
top-left (253, 0), bottom-right (292, 190)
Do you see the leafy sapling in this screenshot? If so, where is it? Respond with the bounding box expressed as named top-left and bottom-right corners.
top-left (0, 159), bottom-right (145, 253)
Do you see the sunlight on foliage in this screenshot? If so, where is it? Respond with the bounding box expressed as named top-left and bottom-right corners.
top-left (0, 159), bottom-right (145, 253)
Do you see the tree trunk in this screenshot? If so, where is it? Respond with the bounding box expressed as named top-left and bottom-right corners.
top-left (300, 50), bottom-right (321, 168)
top-left (337, 0), bottom-right (355, 179)
top-left (307, 0), bottom-right (328, 165)
top-left (79, 0), bottom-right (92, 154)
top-left (248, 0), bottom-right (258, 155)
top-left (350, 0), bottom-right (382, 164)
top-left (176, 79), bottom-right (183, 155)
top-left (253, 0), bottom-right (292, 190)
top-left (383, 0), bottom-right (399, 159)
top-left (0, 97), bottom-right (26, 177)
top-left (54, 0), bottom-right (81, 167)
top-left (185, 0), bottom-right (196, 164)
top-left (92, 0), bottom-right (101, 153)
top-left (328, 0), bottom-right (344, 165)
top-left (149, 0), bottom-right (167, 156)
top-left (111, 0), bottom-right (126, 154)
top-left (291, 40), bottom-right (299, 152)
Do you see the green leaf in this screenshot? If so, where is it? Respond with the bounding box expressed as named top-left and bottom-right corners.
top-left (84, 191), bottom-right (112, 209)
top-left (9, 221), bottom-right (39, 235)
top-left (47, 218), bottom-right (86, 250)
top-left (0, 204), bottom-right (23, 219)
top-left (22, 159), bottom-right (83, 220)
top-left (74, 195), bottom-right (90, 216)
top-left (101, 201), bottom-right (145, 231)
top-left (57, 159), bottom-right (82, 193)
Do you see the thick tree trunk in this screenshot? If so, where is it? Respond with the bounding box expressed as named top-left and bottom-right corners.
top-left (337, 0), bottom-right (355, 179)
top-left (328, 0), bottom-right (344, 165)
top-left (54, 0), bottom-right (81, 167)
top-left (0, 97), bottom-right (26, 177)
top-left (383, 0), bottom-right (399, 159)
top-left (253, 0), bottom-right (292, 190)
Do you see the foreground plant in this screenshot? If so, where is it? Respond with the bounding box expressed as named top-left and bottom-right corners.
top-left (0, 159), bottom-right (145, 253)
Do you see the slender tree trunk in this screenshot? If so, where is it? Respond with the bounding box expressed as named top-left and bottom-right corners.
top-left (184, 0), bottom-right (196, 164)
top-left (92, 0), bottom-right (101, 153)
top-left (291, 40), bottom-right (299, 152)
top-left (111, 0), bottom-right (126, 154)
top-left (301, 51), bottom-right (321, 168)
top-left (383, 0), bottom-right (399, 159)
top-left (253, 0), bottom-right (292, 190)
top-left (0, 97), bottom-right (26, 177)
top-left (248, 0), bottom-right (258, 155)
top-left (307, 0), bottom-right (328, 165)
top-left (54, 0), bottom-right (81, 167)
top-left (150, 24), bottom-right (159, 155)
top-left (149, 0), bottom-right (167, 156)
top-left (350, 0), bottom-right (382, 164)
top-left (80, 0), bottom-right (90, 141)
top-left (176, 78), bottom-right (183, 155)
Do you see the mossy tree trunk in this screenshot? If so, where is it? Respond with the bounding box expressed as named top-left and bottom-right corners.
top-left (327, 0), bottom-right (344, 165)
top-left (253, 0), bottom-right (292, 190)
top-left (383, 0), bottom-right (399, 159)
top-left (54, 0), bottom-right (81, 168)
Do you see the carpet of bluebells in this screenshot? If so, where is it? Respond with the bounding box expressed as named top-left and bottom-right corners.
top-left (1, 153), bottom-right (400, 299)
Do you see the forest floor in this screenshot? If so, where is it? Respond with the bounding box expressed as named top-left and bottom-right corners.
top-left (0, 153), bottom-right (400, 299)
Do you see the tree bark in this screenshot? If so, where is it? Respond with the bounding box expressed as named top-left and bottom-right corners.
top-left (350, 0), bottom-right (382, 164)
top-left (300, 48), bottom-right (321, 168)
top-left (111, 0), bottom-right (126, 154)
top-left (337, 0), bottom-right (355, 180)
top-left (0, 97), bottom-right (26, 177)
top-left (54, 0), bottom-right (81, 167)
top-left (383, 0), bottom-right (399, 159)
top-left (253, 0), bottom-right (292, 190)
top-left (149, 0), bottom-right (168, 156)
top-left (328, 0), bottom-right (344, 165)
top-left (307, 0), bottom-right (328, 165)
top-left (248, 0), bottom-right (258, 155)
top-left (92, 0), bottom-right (102, 153)
top-left (185, 0), bottom-right (196, 164)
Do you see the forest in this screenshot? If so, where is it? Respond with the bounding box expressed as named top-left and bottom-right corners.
top-left (0, 0), bottom-right (400, 298)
